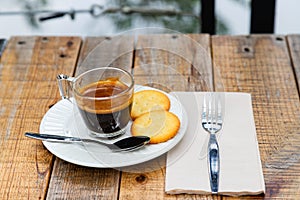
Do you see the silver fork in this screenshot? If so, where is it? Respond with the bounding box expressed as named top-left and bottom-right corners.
top-left (202, 92), bottom-right (223, 194)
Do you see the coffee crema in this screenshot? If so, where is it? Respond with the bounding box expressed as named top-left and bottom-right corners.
top-left (76, 79), bottom-right (133, 134)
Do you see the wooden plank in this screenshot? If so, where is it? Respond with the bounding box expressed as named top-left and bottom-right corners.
top-left (0, 36), bottom-right (81, 200)
top-left (212, 35), bottom-right (300, 198)
top-left (119, 34), bottom-right (218, 200)
top-left (47, 159), bottom-right (121, 200)
top-left (76, 35), bottom-right (134, 75)
top-left (46, 36), bottom-right (135, 199)
top-left (287, 35), bottom-right (300, 94)
top-left (133, 34), bottom-right (212, 92)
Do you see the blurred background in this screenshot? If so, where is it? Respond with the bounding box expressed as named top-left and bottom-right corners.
top-left (0, 0), bottom-right (298, 38)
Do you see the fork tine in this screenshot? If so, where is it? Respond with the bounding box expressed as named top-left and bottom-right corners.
top-left (217, 94), bottom-right (222, 126)
top-left (202, 93), bottom-right (207, 123)
top-left (212, 93), bottom-right (218, 133)
top-left (208, 93), bottom-right (213, 130)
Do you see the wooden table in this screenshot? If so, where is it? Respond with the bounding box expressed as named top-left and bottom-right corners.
top-left (0, 34), bottom-right (300, 199)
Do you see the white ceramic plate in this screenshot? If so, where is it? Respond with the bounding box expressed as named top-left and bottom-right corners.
top-left (40, 85), bottom-right (188, 168)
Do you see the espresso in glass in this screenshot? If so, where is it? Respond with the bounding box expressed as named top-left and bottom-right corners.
top-left (75, 78), bottom-right (133, 137)
top-left (57, 67), bottom-right (134, 138)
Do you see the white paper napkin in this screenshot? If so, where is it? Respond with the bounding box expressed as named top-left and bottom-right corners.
top-left (165, 92), bottom-right (265, 196)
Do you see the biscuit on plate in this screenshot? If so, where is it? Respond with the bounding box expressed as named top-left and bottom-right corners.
top-left (131, 110), bottom-right (180, 144)
top-left (131, 90), bottom-right (170, 119)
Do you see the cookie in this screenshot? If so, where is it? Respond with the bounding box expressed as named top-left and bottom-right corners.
top-left (131, 90), bottom-right (170, 119)
top-left (131, 110), bottom-right (180, 144)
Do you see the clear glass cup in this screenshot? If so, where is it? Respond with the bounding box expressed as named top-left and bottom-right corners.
top-left (57, 67), bottom-right (134, 138)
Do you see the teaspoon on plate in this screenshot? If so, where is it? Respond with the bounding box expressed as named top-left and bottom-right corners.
top-left (25, 132), bottom-right (150, 152)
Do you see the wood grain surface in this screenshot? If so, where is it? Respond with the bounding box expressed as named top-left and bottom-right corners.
top-left (0, 36), bottom-right (81, 199)
top-left (133, 34), bottom-right (212, 92)
top-left (76, 35), bottom-right (135, 75)
top-left (0, 34), bottom-right (300, 200)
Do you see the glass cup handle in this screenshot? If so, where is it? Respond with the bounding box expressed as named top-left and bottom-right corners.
top-left (57, 74), bottom-right (75, 99)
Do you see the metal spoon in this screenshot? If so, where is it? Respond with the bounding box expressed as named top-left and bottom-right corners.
top-left (25, 132), bottom-right (150, 152)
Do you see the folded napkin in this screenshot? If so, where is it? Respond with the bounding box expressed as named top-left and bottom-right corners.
top-left (165, 92), bottom-right (265, 196)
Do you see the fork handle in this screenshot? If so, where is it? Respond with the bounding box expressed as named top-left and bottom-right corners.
top-left (208, 134), bottom-right (220, 194)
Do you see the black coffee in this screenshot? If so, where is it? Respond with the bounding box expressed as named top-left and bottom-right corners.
top-left (76, 79), bottom-right (132, 134)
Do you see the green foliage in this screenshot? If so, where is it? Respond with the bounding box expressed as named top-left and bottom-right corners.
top-left (111, 0), bottom-right (200, 33)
